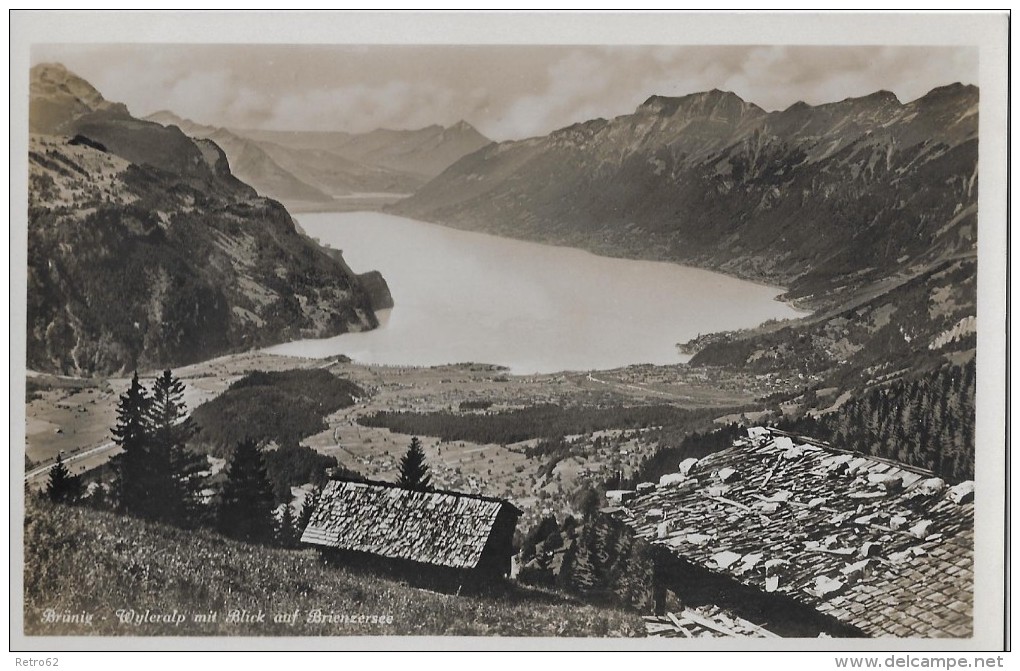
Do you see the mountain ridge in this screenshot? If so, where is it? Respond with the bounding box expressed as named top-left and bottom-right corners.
top-left (392, 83), bottom-right (978, 305)
top-left (28, 63), bottom-right (385, 375)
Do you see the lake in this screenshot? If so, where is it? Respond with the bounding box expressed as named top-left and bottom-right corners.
top-left (266, 212), bottom-right (804, 374)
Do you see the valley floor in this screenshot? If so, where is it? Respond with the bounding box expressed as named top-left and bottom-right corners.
top-left (24, 350), bottom-right (800, 530)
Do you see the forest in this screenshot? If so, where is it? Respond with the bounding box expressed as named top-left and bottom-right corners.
top-left (778, 358), bottom-right (977, 482)
top-left (191, 369), bottom-right (364, 456)
top-left (358, 403), bottom-right (732, 446)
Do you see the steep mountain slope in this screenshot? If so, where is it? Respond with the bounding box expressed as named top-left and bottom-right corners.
top-left (685, 256), bottom-right (976, 379)
top-left (393, 86), bottom-right (978, 307)
top-left (205, 128), bottom-right (335, 203)
top-left (28, 64), bottom-right (382, 375)
top-left (253, 138), bottom-right (423, 199)
top-left (144, 111), bottom-right (333, 204)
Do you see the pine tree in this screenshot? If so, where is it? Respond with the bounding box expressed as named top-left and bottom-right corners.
top-left (148, 370), bottom-right (196, 448)
top-left (276, 502), bottom-right (299, 549)
top-left (217, 439), bottom-right (276, 544)
top-left (111, 372), bottom-right (155, 517)
top-left (46, 452), bottom-right (80, 504)
top-left (298, 484), bottom-right (322, 534)
top-left (148, 370), bottom-right (206, 526)
top-left (397, 436), bottom-right (432, 491)
top-left (564, 523), bottom-right (599, 593)
top-left (556, 540), bottom-right (578, 589)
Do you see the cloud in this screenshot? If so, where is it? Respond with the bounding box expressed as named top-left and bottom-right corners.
top-left (265, 79), bottom-right (463, 133)
top-left (32, 44), bottom-right (977, 141)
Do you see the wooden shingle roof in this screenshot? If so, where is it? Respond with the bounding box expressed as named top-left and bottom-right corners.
top-left (302, 480), bottom-right (520, 570)
top-left (606, 429), bottom-right (974, 638)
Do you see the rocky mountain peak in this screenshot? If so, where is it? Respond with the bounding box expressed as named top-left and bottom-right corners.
top-left (860, 89), bottom-right (901, 104)
top-left (146, 109), bottom-right (189, 125)
top-left (914, 82), bottom-right (979, 109)
top-left (30, 62), bottom-right (128, 133)
top-left (638, 89), bottom-right (765, 125)
top-left (448, 119), bottom-right (481, 136)
top-left (31, 62), bottom-right (101, 100)
top-left (924, 82), bottom-right (977, 97)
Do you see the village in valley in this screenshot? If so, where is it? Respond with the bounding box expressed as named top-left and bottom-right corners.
top-left (24, 345), bottom-right (975, 639)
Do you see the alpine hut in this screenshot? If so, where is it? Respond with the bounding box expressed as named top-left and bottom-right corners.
top-left (302, 480), bottom-right (522, 586)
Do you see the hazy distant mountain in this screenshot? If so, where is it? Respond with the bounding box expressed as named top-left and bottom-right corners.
top-left (237, 122), bottom-right (491, 178)
top-left (146, 112), bottom-right (491, 207)
top-left (317, 122), bottom-right (492, 178)
top-left (28, 64), bottom-right (382, 375)
top-left (250, 137), bottom-right (424, 199)
top-left (393, 86), bottom-right (978, 307)
top-left (144, 110), bottom-right (334, 204)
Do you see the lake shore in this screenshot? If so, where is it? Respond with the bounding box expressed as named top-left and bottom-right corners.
top-left (270, 211), bottom-right (805, 374)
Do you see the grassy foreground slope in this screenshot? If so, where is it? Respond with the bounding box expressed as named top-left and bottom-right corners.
top-left (23, 501), bottom-right (644, 637)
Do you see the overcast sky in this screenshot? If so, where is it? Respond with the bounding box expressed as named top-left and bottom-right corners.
top-left (32, 44), bottom-right (977, 141)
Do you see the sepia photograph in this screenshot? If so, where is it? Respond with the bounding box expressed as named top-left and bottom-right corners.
top-left (9, 11), bottom-right (1009, 655)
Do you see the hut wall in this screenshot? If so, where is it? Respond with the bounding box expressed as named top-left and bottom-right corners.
top-left (474, 506), bottom-right (519, 580)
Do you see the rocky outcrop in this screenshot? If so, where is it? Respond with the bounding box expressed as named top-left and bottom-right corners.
top-left (357, 271), bottom-right (395, 311)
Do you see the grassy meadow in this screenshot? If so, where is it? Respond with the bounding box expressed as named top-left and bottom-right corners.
top-left (23, 500), bottom-right (644, 637)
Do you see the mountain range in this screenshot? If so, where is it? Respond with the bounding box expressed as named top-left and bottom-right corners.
top-left (393, 86), bottom-right (977, 306)
top-left (27, 63), bottom-right (386, 375)
top-left (144, 111), bottom-right (490, 209)
top-left (392, 84), bottom-right (978, 384)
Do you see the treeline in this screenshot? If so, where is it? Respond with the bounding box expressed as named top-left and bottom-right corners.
top-left (459, 400), bottom-right (493, 411)
top-left (779, 359), bottom-right (976, 482)
top-left (192, 369), bottom-right (363, 456)
top-left (359, 403), bottom-right (709, 445)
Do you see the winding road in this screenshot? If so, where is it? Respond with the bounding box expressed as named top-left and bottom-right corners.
top-left (24, 440), bottom-right (119, 486)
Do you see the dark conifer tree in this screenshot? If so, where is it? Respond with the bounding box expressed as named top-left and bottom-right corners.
top-left (111, 371), bottom-right (155, 517)
top-left (522, 515), bottom-right (559, 560)
top-left (397, 436), bottom-right (432, 491)
top-left (217, 439), bottom-right (276, 544)
top-left (276, 502), bottom-right (300, 549)
top-left (46, 452), bottom-right (80, 504)
top-left (298, 484), bottom-right (322, 534)
top-left (148, 369), bottom-right (205, 526)
top-left (544, 528), bottom-right (564, 551)
top-left (556, 540), bottom-right (579, 590)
